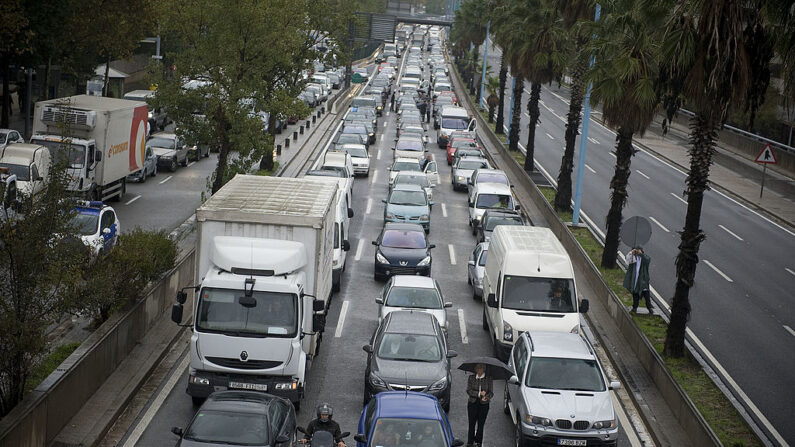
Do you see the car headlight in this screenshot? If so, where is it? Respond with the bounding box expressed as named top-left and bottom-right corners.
top-left (376, 251), bottom-right (388, 264)
top-left (428, 376), bottom-right (448, 392)
top-left (420, 214), bottom-right (429, 221)
top-left (527, 414), bottom-right (553, 426)
top-left (503, 320), bottom-right (513, 341)
top-left (456, 175), bottom-right (465, 182)
top-left (417, 256), bottom-right (431, 267)
top-left (592, 419), bottom-right (616, 429)
top-left (369, 372), bottom-right (386, 388)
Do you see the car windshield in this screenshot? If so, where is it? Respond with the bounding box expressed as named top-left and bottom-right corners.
top-left (0, 163), bottom-right (30, 181)
top-left (476, 172), bottom-right (509, 185)
top-left (475, 193), bottom-right (513, 209)
top-left (386, 286), bottom-right (441, 309)
top-left (485, 216), bottom-right (523, 231)
top-left (478, 250), bottom-right (488, 266)
top-left (32, 139), bottom-right (86, 169)
top-left (377, 333), bottom-right (441, 362)
top-left (525, 357), bottom-right (605, 392)
top-left (396, 175), bottom-right (430, 188)
top-left (393, 161), bottom-right (420, 172)
top-left (70, 211), bottom-right (98, 235)
top-left (457, 160), bottom-right (487, 170)
top-left (337, 135), bottom-right (361, 145)
top-left (344, 127), bottom-right (366, 135)
top-left (371, 418), bottom-right (446, 447)
top-left (389, 190), bottom-right (427, 206)
top-left (345, 147), bottom-right (368, 158)
top-left (501, 276), bottom-right (576, 312)
top-left (396, 140), bottom-right (422, 151)
top-left (320, 165), bottom-right (349, 177)
top-left (184, 409), bottom-right (270, 445)
top-left (196, 288), bottom-right (298, 337)
top-left (147, 137), bottom-right (175, 149)
top-left (352, 98), bottom-right (375, 108)
top-left (452, 141), bottom-right (477, 149)
top-left (381, 229), bottom-right (426, 249)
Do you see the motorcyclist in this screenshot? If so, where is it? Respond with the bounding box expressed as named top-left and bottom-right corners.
top-left (302, 403), bottom-right (345, 446)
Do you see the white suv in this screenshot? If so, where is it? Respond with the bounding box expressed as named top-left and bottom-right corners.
top-left (504, 331), bottom-right (621, 446)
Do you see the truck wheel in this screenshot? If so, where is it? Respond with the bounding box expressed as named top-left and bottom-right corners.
top-left (332, 280), bottom-right (340, 293)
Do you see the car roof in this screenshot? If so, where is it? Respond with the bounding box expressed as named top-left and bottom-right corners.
top-left (391, 183), bottom-right (423, 192)
top-left (483, 209), bottom-right (521, 219)
top-left (151, 132), bottom-right (177, 139)
top-left (383, 222), bottom-right (425, 233)
top-left (475, 168), bottom-right (507, 177)
top-left (390, 275), bottom-right (436, 288)
top-left (384, 310), bottom-right (437, 335)
top-left (393, 157), bottom-right (420, 164)
top-left (474, 182), bottom-right (512, 194)
top-left (526, 331), bottom-right (596, 360)
top-left (201, 390), bottom-right (283, 415)
top-left (374, 391), bottom-right (442, 420)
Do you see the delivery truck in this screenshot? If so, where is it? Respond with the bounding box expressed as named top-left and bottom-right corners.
top-left (171, 175), bottom-right (336, 408)
top-left (30, 95), bottom-right (149, 202)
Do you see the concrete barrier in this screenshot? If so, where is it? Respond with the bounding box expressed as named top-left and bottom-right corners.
top-left (0, 250), bottom-right (196, 447)
top-left (451, 63), bottom-right (722, 447)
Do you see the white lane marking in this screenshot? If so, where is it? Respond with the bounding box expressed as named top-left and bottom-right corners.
top-left (125, 194), bottom-right (141, 205)
top-left (448, 244), bottom-right (457, 265)
top-left (541, 101), bottom-right (567, 123)
top-left (158, 175), bottom-right (173, 185)
top-left (670, 192), bottom-right (688, 205)
top-left (366, 198), bottom-right (372, 214)
top-left (584, 164), bottom-right (596, 174)
top-left (784, 325), bottom-right (795, 338)
top-left (187, 161), bottom-right (196, 167)
top-left (335, 301), bottom-right (350, 338)
top-left (608, 151), bottom-right (616, 158)
top-left (458, 309), bottom-right (469, 344)
top-left (588, 137), bottom-right (599, 144)
top-left (386, 111), bottom-right (390, 116)
top-left (636, 170), bottom-right (650, 179)
top-left (383, 121), bottom-right (387, 128)
top-left (611, 392), bottom-right (643, 447)
top-left (648, 216), bottom-right (670, 233)
top-left (376, 148), bottom-right (382, 160)
top-left (545, 132), bottom-right (554, 140)
top-left (354, 238), bottom-right (365, 261)
top-left (441, 203), bottom-right (448, 217)
top-left (785, 267), bottom-right (795, 277)
top-left (718, 224), bottom-right (744, 241)
top-left (711, 187), bottom-right (795, 237)
top-left (380, 134), bottom-right (384, 142)
top-left (122, 355), bottom-right (189, 447)
top-left (703, 259), bottom-right (733, 282)
top-left (371, 169), bottom-right (379, 184)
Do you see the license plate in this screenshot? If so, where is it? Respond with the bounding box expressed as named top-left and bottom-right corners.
top-left (229, 381), bottom-right (267, 391)
top-left (557, 440), bottom-right (586, 446)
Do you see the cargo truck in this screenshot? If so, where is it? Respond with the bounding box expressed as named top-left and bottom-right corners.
top-left (170, 175), bottom-right (337, 408)
top-left (31, 95), bottom-right (149, 202)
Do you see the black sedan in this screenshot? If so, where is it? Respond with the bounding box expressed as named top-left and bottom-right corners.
top-left (372, 223), bottom-right (435, 281)
top-left (171, 391), bottom-right (296, 446)
top-left (363, 311), bottom-right (457, 412)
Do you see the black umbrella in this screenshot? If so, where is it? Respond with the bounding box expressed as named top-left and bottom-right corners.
top-left (457, 356), bottom-right (514, 380)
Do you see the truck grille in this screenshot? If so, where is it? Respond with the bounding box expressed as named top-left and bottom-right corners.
top-left (206, 357), bottom-right (282, 370)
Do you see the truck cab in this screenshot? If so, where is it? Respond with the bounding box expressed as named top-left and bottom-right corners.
top-left (0, 143), bottom-right (51, 197)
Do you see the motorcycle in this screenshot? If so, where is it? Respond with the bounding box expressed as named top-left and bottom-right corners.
top-left (297, 426), bottom-right (350, 447)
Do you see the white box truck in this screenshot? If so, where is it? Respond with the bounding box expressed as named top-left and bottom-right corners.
top-left (171, 175), bottom-right (336, 408)
top-left (483, 226), bottom-right (589, 360)
top-left (31, 95), bottom-right (149, 202)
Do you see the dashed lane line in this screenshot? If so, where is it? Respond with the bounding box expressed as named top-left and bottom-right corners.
top-left (546, 133), bottom-right (554, 140)
top-left (584, 164), bottom-right (596, 174)
top-left (648, 216), bottom-right (670, 233)
top-left (588, 137), bottom-right (599, 145)
top-left (785, 267), bottom-right (795, 277)
top-left (670, 192), bottom-right (688, 205)
top-left (457, 309), bottom-right (469, 344)
top-left (718, 224), bottom-right (744, 241)
top-left (354, 238), bottom-right (365, 261)
top-left (441, 203), bottom-right (448, 217)
top-left (448, 244), bottom-right (457, 265)
top-left (703, 259), bottom-right (734, 282)
top-left (366, 198), bottom-right (372, 214)
top-left (158, 175), bottom-right (173, 185)
top-left (636, 170), bottom-right (650, 179)
top-left (125, 195), bottom-right (141, 205)
top-left (334, 301), bottom-right (350, 338)
top-left (370, 169), bottom-right (379, 184)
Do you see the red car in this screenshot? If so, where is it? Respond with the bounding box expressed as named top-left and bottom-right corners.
top-left (446, 138), bottom-right (479, 164)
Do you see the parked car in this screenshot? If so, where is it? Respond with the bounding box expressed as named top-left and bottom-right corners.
top-left (69, 201), bottom-right (119, 257)
top-left (505, 332), bottom-right (621, 447)
top-left (148, 132), bottom-right (190, 172)
top-left (123, 90), bottom-right (169, 131)
top-left (377, 275), bottom-right (451, 330)
top-left (355, 391), bottom-right (465, 447)
top-left (127, 146), bottom-right (157, 182)
top-left (362, 311), bottom-right (456, 411)
top-left (372, 222), bottom-right (435, 281)
top-left (467, 242), bottom-right (488, 300)
top-left (170, 391), bottom-right (297, 447)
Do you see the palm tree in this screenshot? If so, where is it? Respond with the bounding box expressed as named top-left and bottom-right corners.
top-left (491, 0), bottom-right (526, 151)
top-left (660, 0), bottom-right (775, 357)
top-left (508, 70), bottom-right (524, 151)
top-left (485, 75), bottom-right (501, 122)
top-left (451, 0), bottom-right (488, 90)
top-left (587, 0), bottom-right (667, 268)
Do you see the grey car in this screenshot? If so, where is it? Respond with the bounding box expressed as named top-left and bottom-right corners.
top-left (148, 132), bottom-right (190, 172)
top-left (467, 242), bottom-right (488, 300)
top-left (127, 146), bottom-right (157, 182)
top-left (376, 275), bottom-right (451, 330)
top-left (452, 156), bottom-right (490, 191)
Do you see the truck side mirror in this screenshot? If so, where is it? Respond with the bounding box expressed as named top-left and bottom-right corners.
top-left (94, 152), bottom-right (102, 162)
top-left (342, 240), bottom-right (350, 251)
top-left (313, 299), bottom-right (325, 312)
top-left (312, 314), bottom-right (326, 333)
top-left (487, 293), bottom-right (498, 308)
top-left (579, 299), bottom-right (590, 313)
top-left (171, 303), bottom-right (184, 324)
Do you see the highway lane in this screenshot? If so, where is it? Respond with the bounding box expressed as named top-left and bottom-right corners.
top-left (118, 45), bottom-right (641, 447)
top-left (480, 39), bottom-right (795, 444)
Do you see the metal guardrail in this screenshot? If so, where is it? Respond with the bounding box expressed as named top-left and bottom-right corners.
top-left (678, 108), bottom-right (795, 155)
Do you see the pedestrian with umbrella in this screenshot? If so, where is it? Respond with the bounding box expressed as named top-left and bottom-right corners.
top-left (458, 357), bottom-right (513, 447)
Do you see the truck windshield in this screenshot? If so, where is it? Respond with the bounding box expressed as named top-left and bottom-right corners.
top-left (501, 276), bottom-right (575, 313)
top-left (32, 139), bottom-right (86, 169)
top-left (0, 163), bottom-right (29, 181)
top-left (197, 288), bottom-right (297, 337)
top-left (441, 118), bottom-right (468, 129)
top-left (476, 193), bottom-right (513, 209)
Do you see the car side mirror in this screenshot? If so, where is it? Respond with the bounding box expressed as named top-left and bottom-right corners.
top-left (487, 293), bottom-right (498, 308)
top-left (515, 205), bottom-right (521, 211)
top-left (362, 344), bottom-right (373, 353)
top-left (444, 302), bottom-right (453, 308)
top-left (447, 350), bottom-right (458, 358)
top-left (452, 440), bottom-right (465, 447)
top-left (609, 381), bottom-right (622, 390)
top-left (508, 375), bottom-right (519, 385)
top-left (467, 260), bottom-right (475, 266)
top-left (348, 208), bottom-right (354, 218)
top-left (354, 434), bottom-right (368, 443)
top-left (381, 199), bottom-right (387, 203)
top-left (579, 299), bottom-right (590, 313)
top-left (375, 297), bottom-right (384, 305)
top-left (372, 240), bottom-right (378, 245)
top-left (429, 244), bottom-right (436, 249)
top-left (170, 303), bottom-right (184, 324)
top-left (102, 228), bottom-right (111, 235)
top-left (35, 176), bottom-right (43, 182)
top-left (275, 434), bottom-right (289, 444)
top-left (171, 427), bottom-right (184, 436)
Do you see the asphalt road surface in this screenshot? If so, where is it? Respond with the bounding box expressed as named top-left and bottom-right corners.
top-left (115, 46), bottom-right (641, 447)
top-left (480, 38), bottom-right (795, 444)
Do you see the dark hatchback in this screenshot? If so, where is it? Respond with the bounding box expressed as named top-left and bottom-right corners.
top-left (476, 209), bottom-right (524, 242)
top-left (362, 311), bottom-right (457, 412)
top-left (171, 391), bottom-right (296, 446)
top-left (372, 223), bottom-right (435, 281)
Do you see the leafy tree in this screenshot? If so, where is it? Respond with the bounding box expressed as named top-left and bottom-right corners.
top-left (0, 0), bottom-right (31, 127)
top-left (660, 0), bottom-right (775, 357)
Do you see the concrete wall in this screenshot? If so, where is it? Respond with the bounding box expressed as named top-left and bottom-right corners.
top-left (0, 249), bottom-right (195, 447)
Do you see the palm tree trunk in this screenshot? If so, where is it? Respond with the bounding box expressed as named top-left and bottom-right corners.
top-left (508, 78), bottom-right (523, 152)
top-left (601, 127), bottom-right (635, 268)
top-left (555, 55), bottom-right (587, 211)
top-left (488, 105), bottom-right (495, 123)
top-left (524, 82), bottom-right (541, 172)
top-left (495, 54), bottom-right (507, 134)
top-left (664, 114), bottom-right (716, 357)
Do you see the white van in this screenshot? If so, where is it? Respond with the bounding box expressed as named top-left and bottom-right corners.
top-left (438, 106), bottom-right (475, 147)
top-left (0, 143), bottom-right (51, 196)
top-left (468, 182), bottom-right (518, 230)
top-left (312, 74), bottom-right (332, 92)
top-left (303, 176), bottom-right (353, 292)
top-left (483, 226), bottom-right (589, 360)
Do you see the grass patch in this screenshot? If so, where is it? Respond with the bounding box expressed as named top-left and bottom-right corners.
top-left (255, 160), bottom-right (280, 176)
top-left (25, 342), bottom-right (81, 393)
top-left (508, 150), bottom-right (526, 168)
top-left (539, 187), bottom-right (762, 447)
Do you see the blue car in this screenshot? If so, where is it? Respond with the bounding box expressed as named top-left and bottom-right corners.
top-left (355, 391), bottom-right (464, 447)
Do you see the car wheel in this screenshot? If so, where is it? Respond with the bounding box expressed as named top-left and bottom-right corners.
top-left (482, 308), bottom-right (488, 330)
top-left (472, 225), bottom-right (477, 236)
top-left (191, 396), bottom-right (204, 407)
top-left (503, 383), bottom-right (511, 415)
top-left (152, 164), bottom-right (157, 176)
top-left (170, 159), bottom-right (178, 172)
top-left (362, 388), bottom-right (370, 407)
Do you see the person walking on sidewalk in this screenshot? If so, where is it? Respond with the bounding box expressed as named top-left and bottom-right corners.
top-left (624, 246), bottom-right (652, 314)
top-left (466, 363), bottom-right (493, 447)
top-left (390, 90), bottom-right (395, 112)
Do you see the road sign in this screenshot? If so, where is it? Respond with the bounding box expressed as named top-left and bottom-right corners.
top-left (620, 216), bottom-right (652, 248)
top-left (755, 144), bottom-right (777, 164)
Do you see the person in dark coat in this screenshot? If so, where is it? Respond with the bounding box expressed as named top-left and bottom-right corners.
top-left (623, 246), bottom-right (652, 314)
top-left (465, 363), bottom-right (493, 447)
